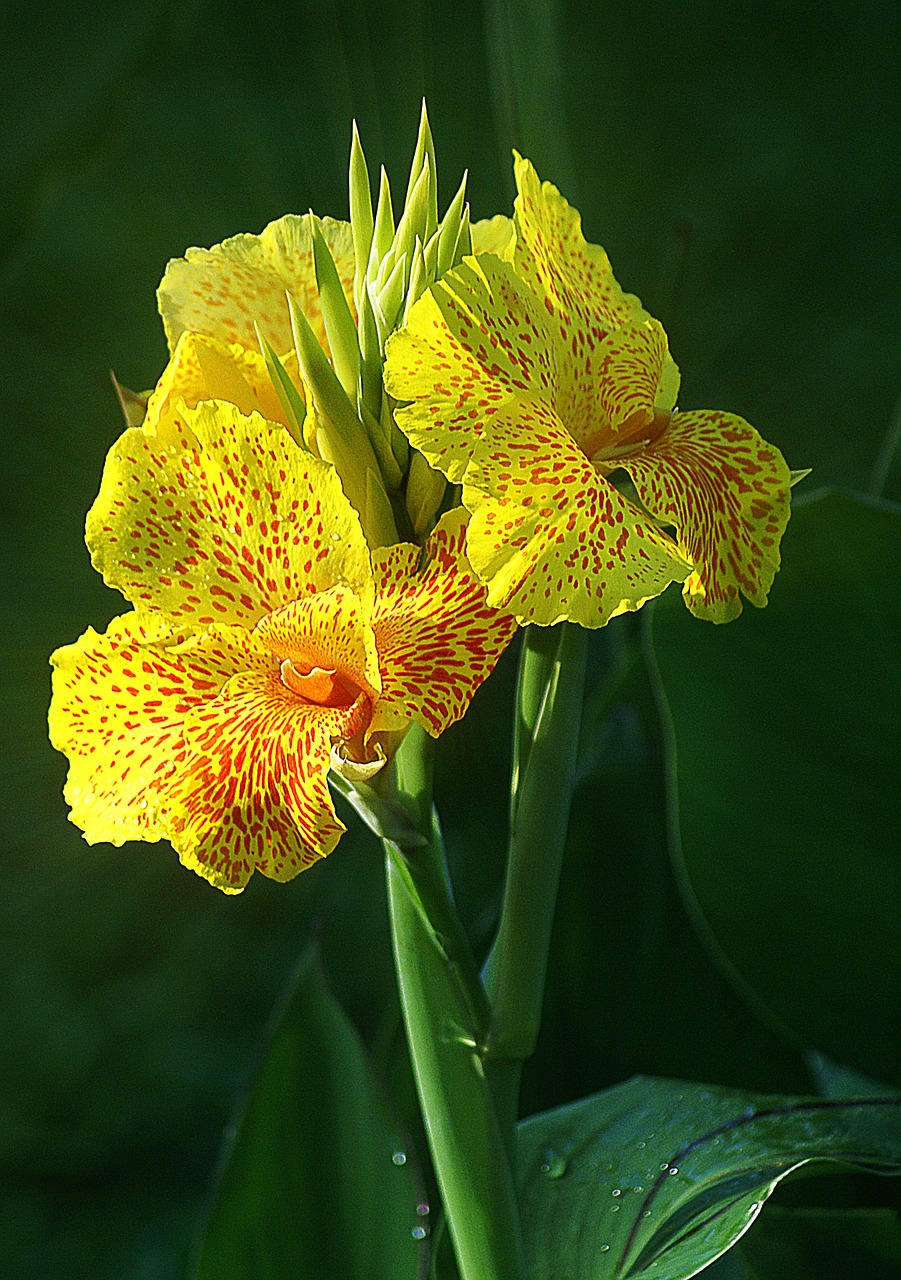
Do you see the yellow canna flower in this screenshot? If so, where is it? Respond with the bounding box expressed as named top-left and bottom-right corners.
top-left (384, 155), bottom-right (792, 627)
top-left (50, 400), bottom-right (516, 892)
top-left (158, 213), bottom-right (355, 360)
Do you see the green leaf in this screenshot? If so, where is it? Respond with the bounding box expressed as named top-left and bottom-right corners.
top-left (193, 947), bottom-right (426, 1280)
top-left (517, 1075), bottom-right (901, 1280)
top-left (648, 490), bottom-right (901, 1081)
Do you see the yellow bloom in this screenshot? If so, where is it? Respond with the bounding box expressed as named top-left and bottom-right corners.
top-left (50, 401), bottom-right (516, 892)
top-left (385, 156), bottom-right (791, 627)
top-left (158, 213), bottom-right (355, 360)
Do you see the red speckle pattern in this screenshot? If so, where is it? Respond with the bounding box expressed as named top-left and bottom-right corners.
top-left (463, 398), bottom-right (690, 626)
top-left (385, 154), bottom-right (792, 627)
top-left (621, 409), bottom-right (791, 621)
top-left (52, 405), bottom-right (518, 891)
top-left (370, 507), bottom-right (519, 734)
top-left (158, 214), bottom-right (355, 357)
top-left (385, 257), bottom-right (557, 483)
top-left (86, 400), bottom-right (372, 629)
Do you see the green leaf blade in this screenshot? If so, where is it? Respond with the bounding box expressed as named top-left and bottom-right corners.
top-left (517, 1076), bottom-right (901, 1280)
top-left (193, 947), bottom-right (426, 1280)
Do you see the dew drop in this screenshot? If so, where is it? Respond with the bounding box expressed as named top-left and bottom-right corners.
top-left (668, 1166), bottom-right (679, 1176)
top-left (659, 1162), bottom-right (670, 1171)
top-left (392, 1151), bottom-right (407, 1166)
top-left (540, 1153), bottom-right (568, 1179)
top-left (600, 1244), bottom-right (610, 1253)
top-left (416, 1203), bottom-right (429, 1217)
top-left (611, 1205), bottom-right (620, 1214)
top-left (632, 1185), bottom-right (643, 1193)
top-left (411, 1225), bottom-right (429, 1240)
top-left (611, 1188), bottom-right (622, 1197)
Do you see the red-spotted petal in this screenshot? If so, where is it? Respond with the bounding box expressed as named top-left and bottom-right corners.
top-left (511, 156), bottom-right (647, 342)
top-left (158, 214), bottom-right (355, 357)
top-left (49, 613), bottom-right (253, 847)
top-left (386, 256), bottom-right (557, 483)
top-left (462, 396), bottom-right (691, 627)
top-left (620, 409), bottom-right (792, 621)
top-left (86, 400), bottom-right (371, 627)
top-left (255, 585), bottom-right (381, 705)
top-left (369, 507), bottom-right (518, 735)
top-left (162, 663), bottom-right (357, 893)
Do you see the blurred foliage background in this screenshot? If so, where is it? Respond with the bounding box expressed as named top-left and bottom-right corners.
top-left (1, 0), bottom-right (898, 1275)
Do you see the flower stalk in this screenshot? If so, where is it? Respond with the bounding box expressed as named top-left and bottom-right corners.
top-left (385, 725), bottom-right (526, 1280)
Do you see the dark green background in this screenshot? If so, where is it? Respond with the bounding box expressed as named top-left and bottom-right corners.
top-left (1, 0), bottom-right (898, 1275)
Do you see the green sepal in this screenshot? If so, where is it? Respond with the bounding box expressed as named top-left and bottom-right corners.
top-left (254, 323), bottom-right (309, 450)
top-left (356, 287), bottom-right (384, 422)
top-left (360, 400), bottom-right (404, 492)
top-left (423, 226), bottom-right (441, 282)
top-left (394, 157), bottom-right (432, 279)
top-left (406, 449), bottom-right (447, 540)
top-left (404, 99), bottom-right (439, 245)
top-left (367, 167), bottom-right (395, 286)
top-left (403, 237), bottom-right (427, 323)
top-left (310, 211), bottom-right (360, 399)
top-left (452, 205), bottom-right (472, 268)
top-left (110, 372), bottom-right (148, 427)
top-left (436, 171), bottom-right (467, 278)
top-left (349, 120), bottom-right (374, 313)
top-left (329, 769), bottom-right (427, 847)
top-left (370, 253), bottom-right (407, 350)
top-left (288, 293), bottom-right (397, 545)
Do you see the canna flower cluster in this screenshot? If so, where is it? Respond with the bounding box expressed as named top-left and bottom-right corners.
top-left (50, 106), bottom-right (794, 890)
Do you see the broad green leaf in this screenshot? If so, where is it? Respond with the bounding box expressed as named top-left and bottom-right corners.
top-left (517, 1075), bottom-right (901, 1280)
top-left (193, 946), bottom-right (426, 1280)
top-left (649, 490), bottom-right (901, 1081)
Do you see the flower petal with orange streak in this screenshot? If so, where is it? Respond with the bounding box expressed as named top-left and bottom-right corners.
top-left (255, 585), bottom-right (381, 705)
top-left (386, 255), bottom-right (557, 484)
top-left (144, 332), bottom-right (295, 447)
top-left (49, 613), bottom-right (258, 847)
top-left (162, 666), bottom-right (356, 893)
top-left (86, 400), bottom-right (371, 628)
top-left (462, 396), bottom-right (691, 627)
top-left (369, 508), bottom-right (518, 736)
top-left (620, 409), bottom-right (791, 622)
top-left (158, 214), bottom-right (355, 358)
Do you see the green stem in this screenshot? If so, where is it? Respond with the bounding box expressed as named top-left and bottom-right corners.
top-left (385, 725), bottom-right (526, 1280)
top-left (483, 622), bottom-right (588, 1062)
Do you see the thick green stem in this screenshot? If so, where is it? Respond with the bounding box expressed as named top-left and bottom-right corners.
top-left (385, 725), bottom-right (526, 1280)
top-left (483, 622), bottom-right (588, 1063)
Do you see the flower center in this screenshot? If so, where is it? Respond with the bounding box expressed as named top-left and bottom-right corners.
top-left (589, 409), bottom-right (672, 468)
top-left (279, 658), bottom-right (362, 709)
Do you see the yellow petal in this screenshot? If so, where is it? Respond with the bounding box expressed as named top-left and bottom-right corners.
top-left (158, 214), bottom-right (355, 357)
top-left (620, 409), bottom-right (791, 621)
top-left (385, 255), bottom-right (557, 483)
top-left (471, 215), bottom-right (515, 258)
top-left (511, 154), bottom-right (647, 339)
top-left (369, 507), bottom-right (518, 736)
top-left (462, 396), bottom-right (691, 627)
top-left (255, 584), bottom-right (381, 705)
top-left (162, 662), bottom-right (357, 893)
top-left (86, 400), bottom-right (371, 627)
top-left (49, 612), bottom-right (248, 847)
top-left (368, 506), bottom-right (517, 737)
top-left (144, 331), bottom-right (296, 446)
